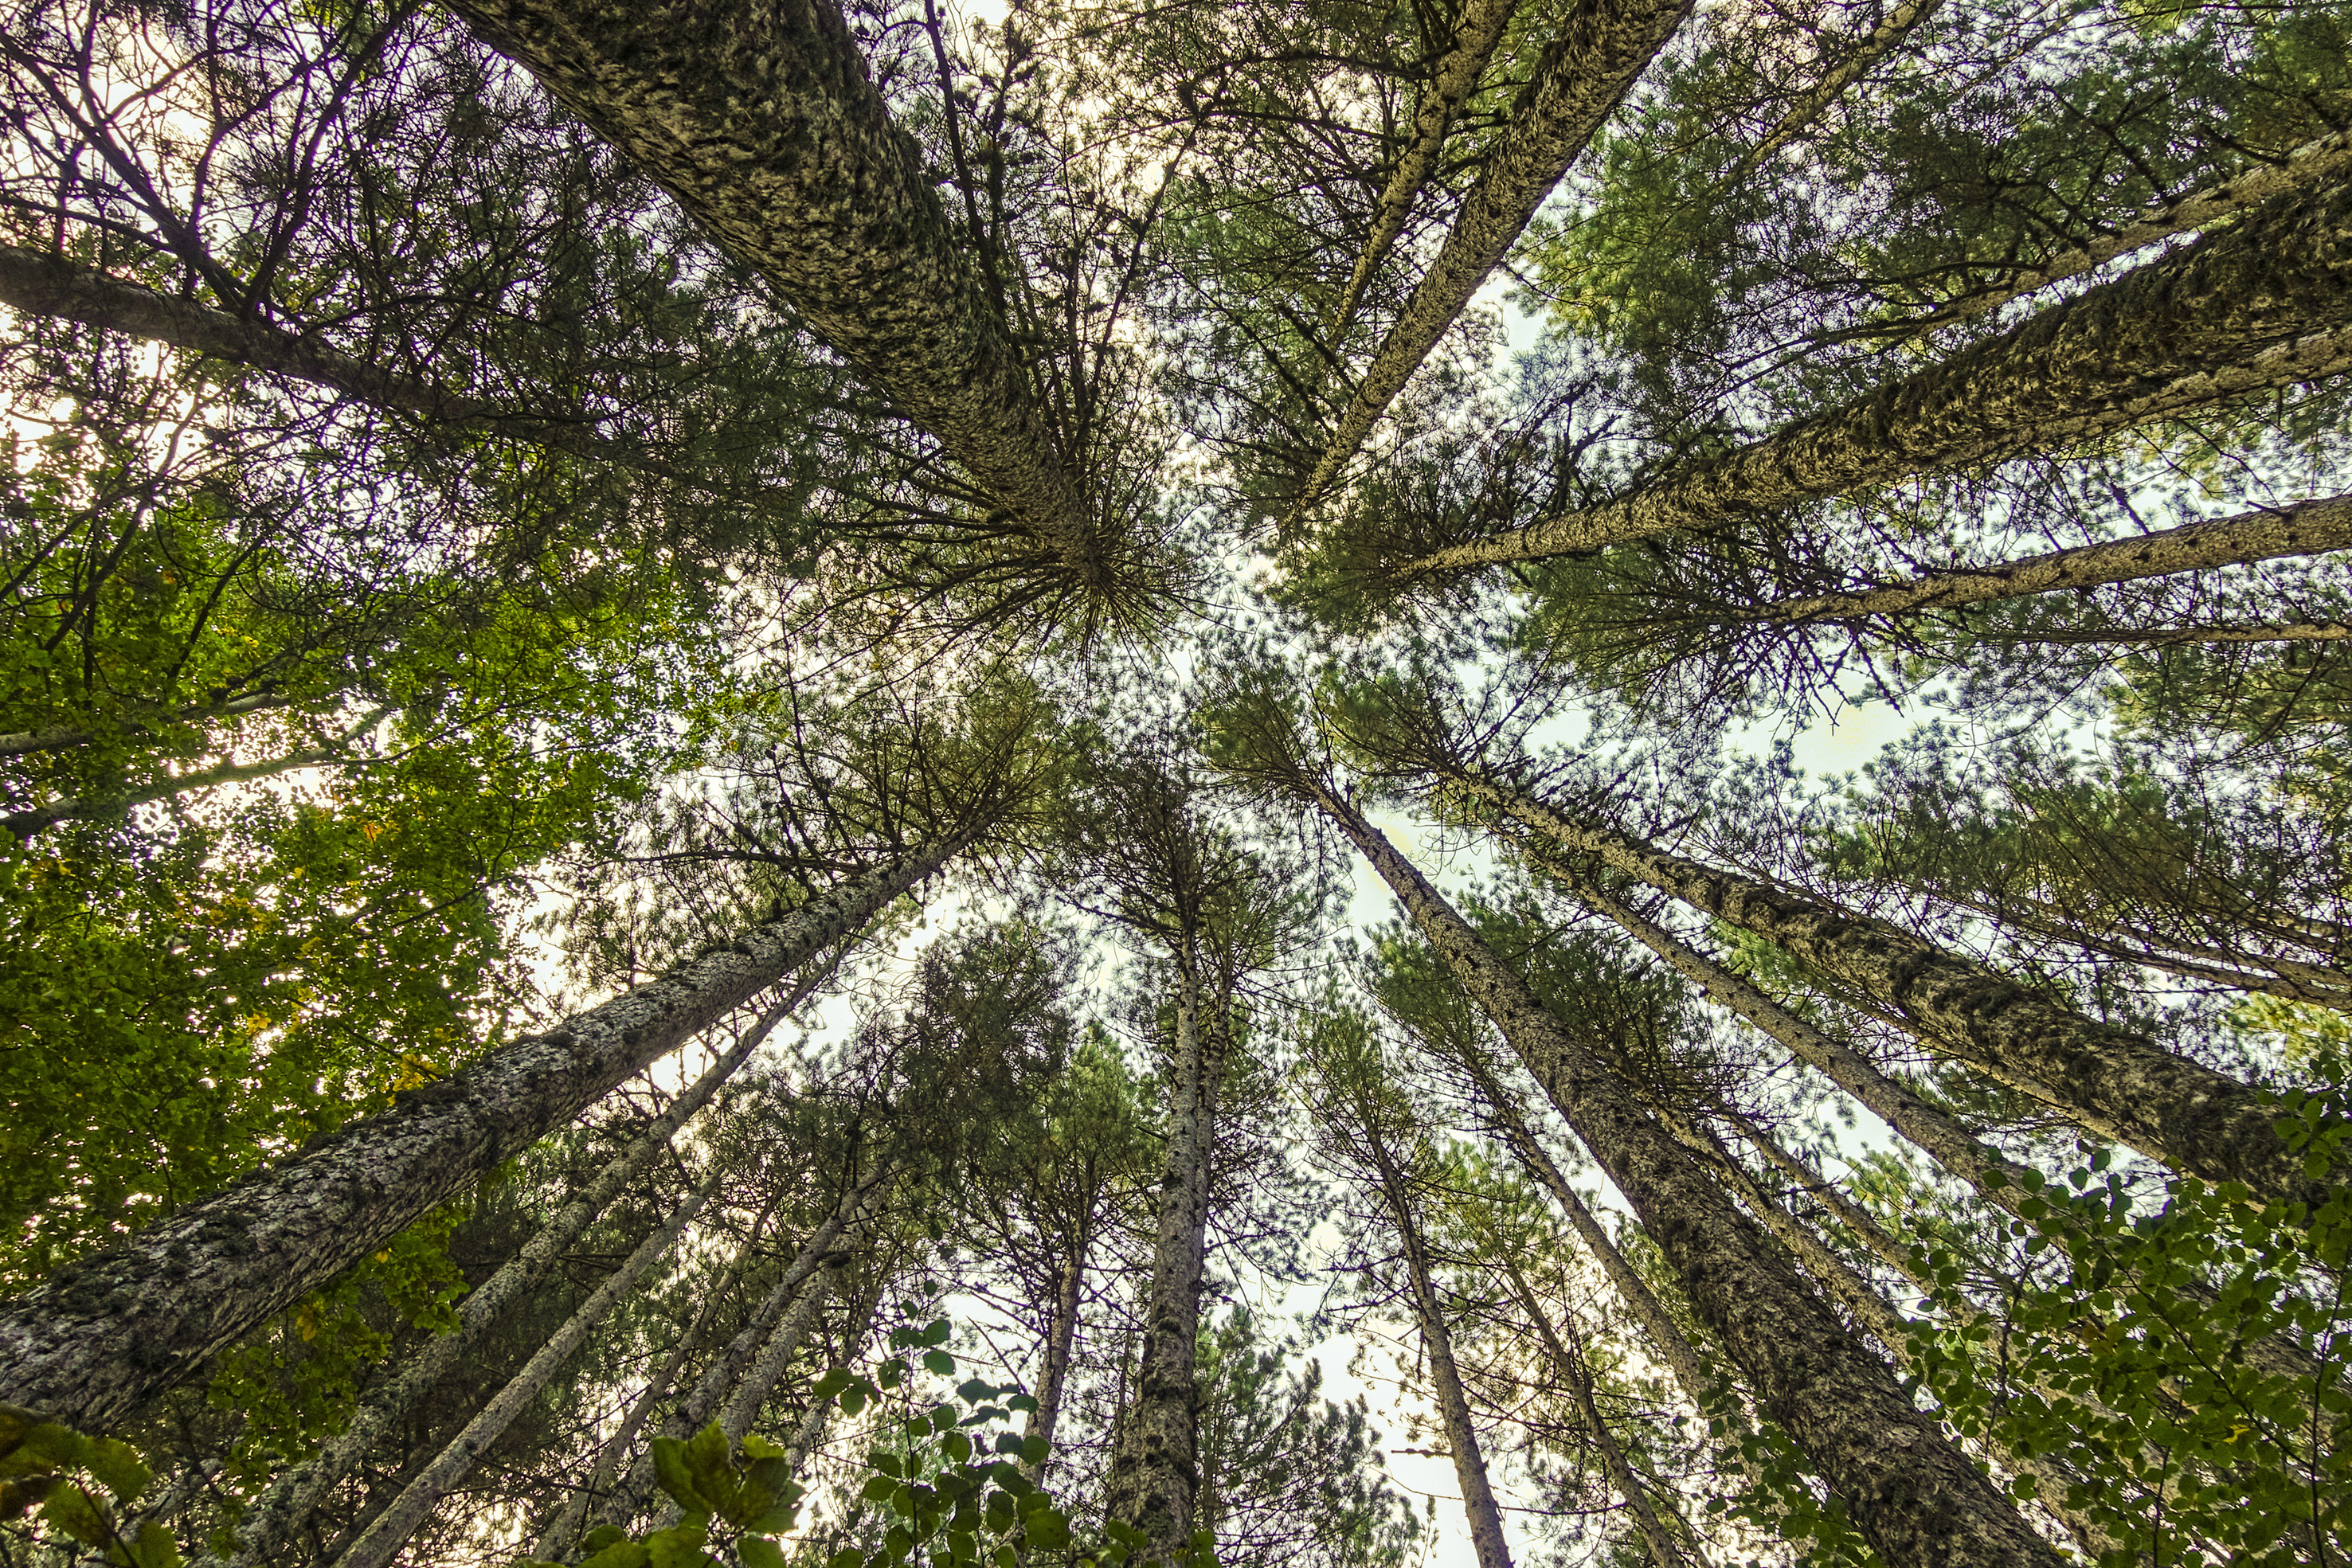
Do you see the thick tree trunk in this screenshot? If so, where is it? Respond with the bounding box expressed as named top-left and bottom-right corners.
top-left (1303, 780), bottom-right (2064, 1568)
top-left (1391, 179), bottom-right (2352, 576)
top-left (330, 1169), bottom-right (726, 1568)
top-left (1363, 1144), bottom-right (1514, 1568)
top-left (206, 983), bottom-right (820, 1568)
top-left (1023, 1210), bottom-right (1092, 1482)
top-left (1102, 962), bottom-right (1227, 1562)
top-left (1736, 493), bottom-right (2352, 628)
top-left (440, 0), bottom-right (1099, 581)
top-left (1285, 0), bottom-right (1693, 522)
top-left (1322, 0), bottom-right (1523, 344)
top-left (0, 839), bottom-right (960, 1430)
top-left (1454, 769), bottom-right (2334, 1211)
top-left (1494, 1254), bottom-right (1690, 1568)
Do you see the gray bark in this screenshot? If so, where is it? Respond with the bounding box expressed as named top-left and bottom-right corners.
top-left (1286, 0), bottom-right (1693, 522)
top-left (1391, 179), bottom-right (2352, 577)
top-left (1450, 1046), bottom-right (1716, 1413)
top-left (1876, 127), bottom-right (2352, 338)
top-left (1495, 1254), bottom-right (1690, 1568)
top-left (1454, 769), bottom-right (2338, 1212)
top-left (1322, 0), bottom-right (1523, 344)
top-left (0, 836), bottom-right (961, 1429)
top-left (1361, 1140), bottom-right (1514, 1568)
top-left (1023, 1209), bottom-right (1090, 1483)
top-left (1994, 620), bottom-right (2352, 646)
top-left (1304, 778), bottom-right (2065, 1568)
top-left (1738, 493), bottom-right (2352, 628)
top-left (331, 1169), bottom-right (726, 1568)
top-left (0, 246), bottom-right (592, 448)
top-left (440, 0), bottom-right (1101, 582)
top-left (204, 981), bottom-right (822, 1568)
top-left (0, 691), bottom-right (292, 760)
top-left (1102, 963), bottom-right (1226, 1562)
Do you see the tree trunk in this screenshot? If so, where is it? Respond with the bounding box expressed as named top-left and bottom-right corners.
top-left (1735, 493), bottom-right (2352, 628)
top-left (0, 836), bottom-right (962, 1429)
top-left (1494, 1254), bottom-right (1690, 1568)
top-left (1448, 1045), bottom-right (1716, 1413)
top-left (1716, 0), bottom-right (1943, 190)
top-left (328, 1168), bottom-right (726, 1568)
top-left (1362, 1141), bottom-right (1514, 1568)
top-left (1023, 1208), bottom-right (1092, 1482)
top-left (1321, 0), bottom-right (1523, 344)
top-left (1391, 179), bottom-right (2352, 576)
top-left (1102, 960), bottom-right (1227, 1562)
top-left (1454, 769), bottom-right (2334, 1211)
top-left (589, 1168), bottom-right (883, 1531)
top-left (714, 1179), bottom-right (891, 1445)
top-left (1285, 0), bottom-right (1693, 522)
top-left (440, 0), bottom-right (1098, 581)
top-left (205, 983), bottom-right (822, 1568)
top-left (1301, 778), bottom-right (2065, 1568)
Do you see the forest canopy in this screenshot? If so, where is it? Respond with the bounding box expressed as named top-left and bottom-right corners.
top-left (1, 0), bottom-right (2348, 1565)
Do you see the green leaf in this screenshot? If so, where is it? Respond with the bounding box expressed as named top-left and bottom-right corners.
top-left (738, 1535), bottom-right (788, 1568)
top-left (646, 1523), bottom-right (712, 1568)
top-left (650, 1437), bottom-right (708, 1517)
top-left (922, 1349), bottom-right (956, 1377)
top-left (40, 1481), bottom-right (114, 1550)
top-left (579, 1540), bottom-right (652, 1568)
top-left (83, 1438), bottom-right (151, 1505)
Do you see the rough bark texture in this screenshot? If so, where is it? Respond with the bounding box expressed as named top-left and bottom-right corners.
top-left (1456, 1051), bottom-right (1717, 1411)
top-left (1366, 1146), bottom-right (1514, 1568)
top-left (440, 0), bottom-right (1099, 580)
top-left (207, 987), bottom-right (816, 1568)
top-left (0, 841), bottom-right (954, 1430)
top-left (1743, 492), bottom-right (2352, 626)
top-left (1497, 1255), bottom-right (1689, 1568)
top-left (1323, 0), bottom-right (1522, 342)
top-left (1394, 178), bottom-right (2352, 575)
top-left (1460, 771), bottom-right (2336, 1211)
top-left (1102, 965), bottom-right (1226, 1562)
top-left (331, 1171), bottom-right (725, 1568)
top-left (1306, 780), bottom-right (2065, 1568)
top-left (1286, 0), bottom-right (1693, 522)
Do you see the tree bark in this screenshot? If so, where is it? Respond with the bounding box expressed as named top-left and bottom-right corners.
top-left (1023, 1207), bottom-right (1091, 1482)
top-left (1390, 178), bottom-right (2352, 577)
top-left (1361, 1140), bottom-right (1514, 1568)
top-left (1450, 768), bottom-right (2336, 1212)
top-left (0, 835), bottom-right (963, 1430)
top-left (439, 0), bottom-right (1101, 582)
top-left (1716, 0), bottom-right (1943, 190)
top-left (1493, 1253), bottom-right (1690, 1568)
top-left (1301, 778), bottom-right (2065, 1568)
top-left (204, 982), bottom-right (822, 1568)
top-left (1285, 0), bottom-right (1693, 523)
top-left (1322, 0), bottom-right (1523, 344)
top-left (330, 1168), bottom-right (726, 1568)
top-left (1732, 493), bottom-right (2352, 628)
top-left (1102, 960), bottom-right (1227, 1562)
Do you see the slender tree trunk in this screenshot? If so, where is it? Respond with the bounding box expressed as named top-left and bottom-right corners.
top-left (1321, 0), bottom-right (1523, 344)
top-left (1390, 179), bottom-right (2352, 577)
top-left (1102, 960), bottom-right (1227, 1562)
top-left (0, 835), bottom-right (965, 1429)
top-left (1994, 619), bottom-right (2352, 645)
top-left (440, 0), bottom-right (1098, 577)
top-left (1862, 127), bottom-right (2352, 340)
top-left (1493, 1254), bottom-right (1691, 1568)
top-left (1023, 1208), bottom-right (1092, 1482)
top-left (1452, 768), bottom-right (2334, 1211)
top-left (1285, 0), bottom-right (1693, 523)
top-left (530, 1217), bottom-right (776, 1563)
top-left (589, 1169), bottom-right (883, 1531)
top-left (1732, 493), bottom-right (2352, 628)
top-left (1716, 0), bottom-right (1942, 190)
top-left (0, 690), bottom-right (292, 760)
top-left (1300, 778), bottom-right (2065, 1568)
top-left (1451, 1049), bottom-right (1716, 1414)
top-left (329, 1169), bottom-right (726, 1568)
top-left (205, 983), bottom-right (822, 1568)
top-left (3, 705), bottom-right (393, 843)
top-left (714, 1179), bottom-right (892, 1445)
top-left (1361, 1142), bottom-right (1514, 1568)
top-left (781, 1271), bottom-right (888, 1483)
